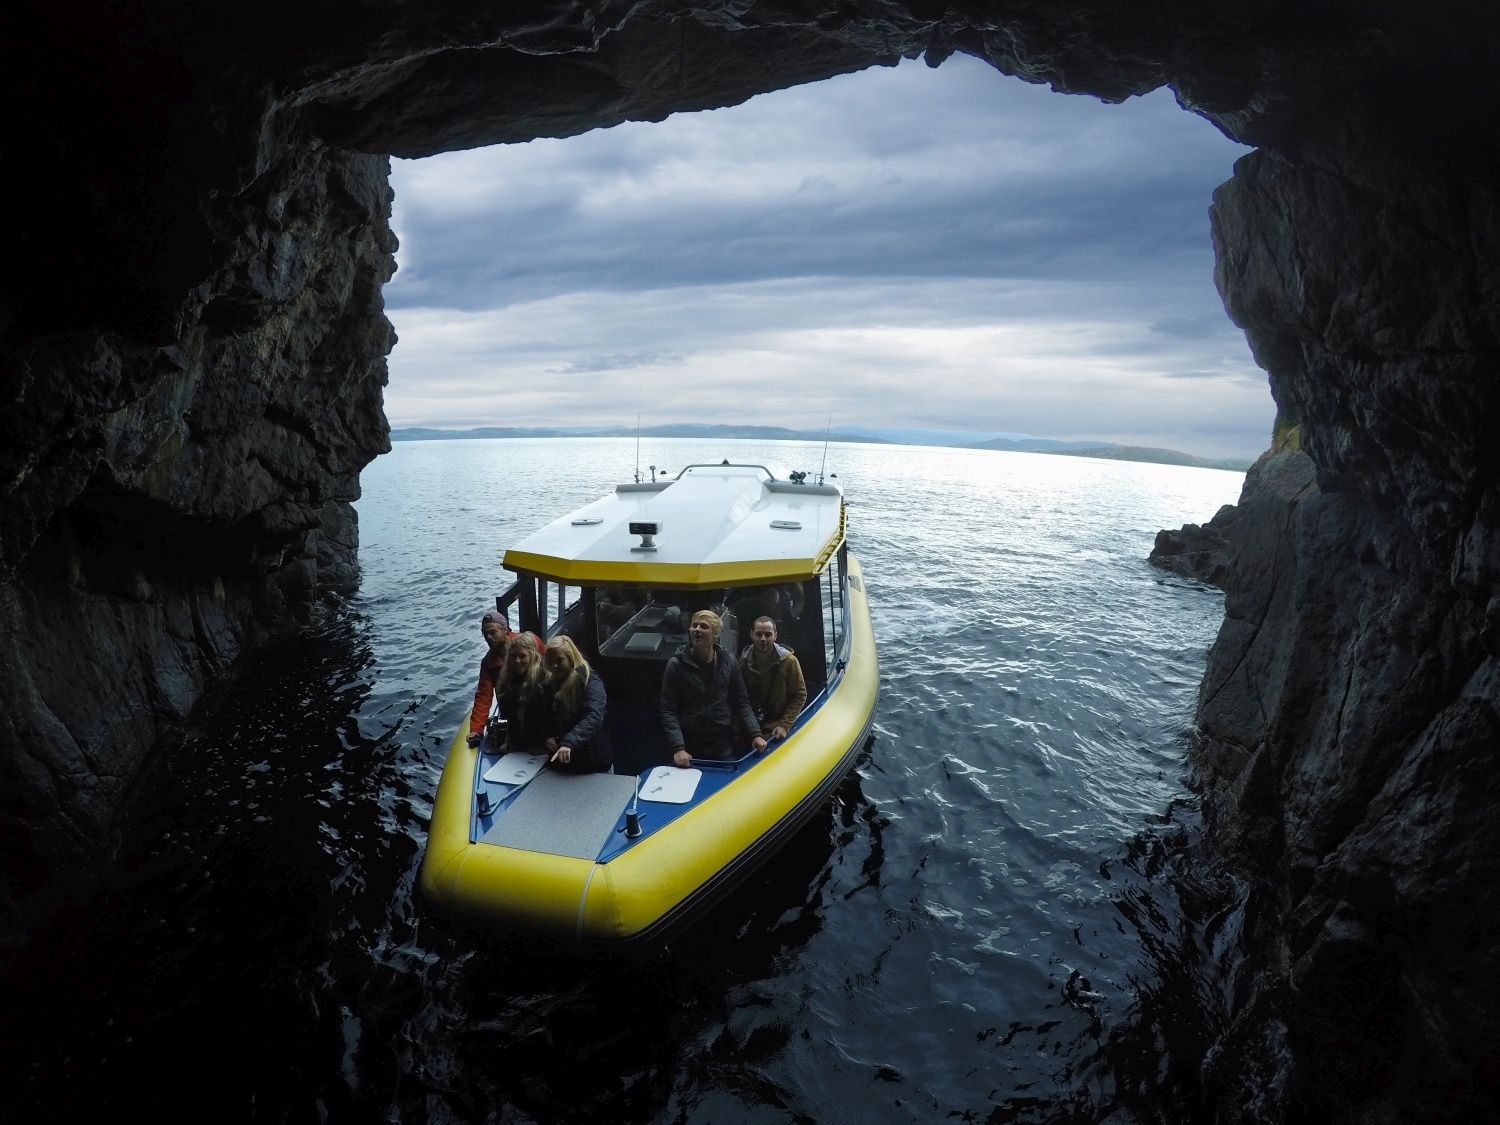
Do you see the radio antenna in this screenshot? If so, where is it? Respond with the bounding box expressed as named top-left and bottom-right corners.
top-left (817, 414), bottom-right (832, 485)
top-left (634, 413), bottom-right (642, 484)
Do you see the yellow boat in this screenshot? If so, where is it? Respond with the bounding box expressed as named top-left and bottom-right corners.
top-left (419, 460), bottom-right (878, 952)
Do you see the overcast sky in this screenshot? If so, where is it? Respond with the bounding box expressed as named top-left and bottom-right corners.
top-left (385, 53), bottom-right (1273, 459)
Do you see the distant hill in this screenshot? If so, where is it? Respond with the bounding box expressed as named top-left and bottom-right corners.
top-left (1041, 445), bottom-right (1252, 471)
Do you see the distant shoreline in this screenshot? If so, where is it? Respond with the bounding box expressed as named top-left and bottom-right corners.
top-left (388, 424), bottom-right (1253, 472)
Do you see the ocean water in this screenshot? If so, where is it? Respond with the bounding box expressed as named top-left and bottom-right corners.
top-left (3, 437), bottom-right (1247, 1123)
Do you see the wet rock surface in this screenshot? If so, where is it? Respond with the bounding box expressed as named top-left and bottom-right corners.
top-left (0, 136), bottom-right (397, 929)
top-left (1150, 503), bottom-right (1239, 587)
top-left (1187, 442), bottom-right (1500, 1120)
top-left (3, 1), bottom-right (1500, 1119)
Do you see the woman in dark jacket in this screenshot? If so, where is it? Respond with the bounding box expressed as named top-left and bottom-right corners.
top-left (542, 635), bottom-right (613, 774)
top-left (495, 631), bottom-right (550, 753)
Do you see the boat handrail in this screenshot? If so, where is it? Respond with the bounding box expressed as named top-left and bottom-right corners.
top-left (688, 756), bottom-right (746, 771)
top-left (688, 736), bottom-right (785, 770)
top-left (671, 462), bottom-right (778, 481)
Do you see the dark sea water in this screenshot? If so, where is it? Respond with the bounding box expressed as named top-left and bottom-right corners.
top-left (2, 438), bottom-right (1250, 1124)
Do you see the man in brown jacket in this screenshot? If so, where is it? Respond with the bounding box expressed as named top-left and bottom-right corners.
top-left (739, 616), bottom-right (808, 741)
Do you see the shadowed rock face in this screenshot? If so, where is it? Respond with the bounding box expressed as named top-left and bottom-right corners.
top-left (3, 0), bottom-right (1499, 1117)
top-left (1194, 134), bottom-right (1500, 1116)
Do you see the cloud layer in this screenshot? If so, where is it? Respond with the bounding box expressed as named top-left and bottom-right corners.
top-left (386, 54), bottom-right (1272, 458)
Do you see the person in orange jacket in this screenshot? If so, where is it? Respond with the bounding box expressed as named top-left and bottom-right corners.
top-left (467, 611), bottom-right (513, 747)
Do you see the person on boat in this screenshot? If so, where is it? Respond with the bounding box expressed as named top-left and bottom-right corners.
top-left (777, 582), bottom-right (805, 622)
top-left (493, 631), bottom-right (551, 753)
top-left (739, 616), bottom-right (807, 741)
top-left (541, 635), bottom-right (614, 773)
top-left (661, 609), bottom-right (767, 766)
top-left (466, 610), bottom-right (516, 748)
top-left (729, 585), bottom-right (783, 647)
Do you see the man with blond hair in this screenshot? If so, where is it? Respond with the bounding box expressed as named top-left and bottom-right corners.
top-left (660, 609), bottom-right (766, 766)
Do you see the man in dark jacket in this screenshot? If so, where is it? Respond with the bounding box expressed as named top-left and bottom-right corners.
top-left (661, 609), bottom-right (767, 766)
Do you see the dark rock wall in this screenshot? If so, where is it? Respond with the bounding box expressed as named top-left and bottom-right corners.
top-left (1194, 133), bottom-right (1500, 1117)
top-left (4, 0), bottom-right (1500, 1117)
top-left (0, 124), bottom-right (397, 925)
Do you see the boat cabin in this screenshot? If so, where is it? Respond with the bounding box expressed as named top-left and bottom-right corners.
top-left (493, 462), bottom-right (851, 773)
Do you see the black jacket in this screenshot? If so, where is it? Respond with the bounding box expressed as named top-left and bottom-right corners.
top-left (660, 643), bottom-right (760, 751)
top-left (548, 671), bottom-right (613, 773)
top-left (497, 678), bottom-right (551, 752)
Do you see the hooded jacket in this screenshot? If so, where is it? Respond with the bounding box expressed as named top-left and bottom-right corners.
top-left (739, 643), bottom-right (808, 736)
top-left (660, 642), bottom-right (760, 752)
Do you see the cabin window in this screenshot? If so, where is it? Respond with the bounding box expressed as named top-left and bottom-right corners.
top-left (587, 582), bottom-right (817, 666)
top-left (542, 581), bottom-right (585, 640)
top-left (821, 551), bottom-right (846, 676)
top-left (593, 585), bottom-right (670, 655)
top-left (549, 578), bottom-right (832, 773)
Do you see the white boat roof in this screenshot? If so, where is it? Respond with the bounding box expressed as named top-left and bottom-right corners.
top-left (503, 462), bottom-right (845, 586)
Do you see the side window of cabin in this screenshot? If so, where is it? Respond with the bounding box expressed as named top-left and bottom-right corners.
top-left (798, 577), bottom-right (827, 690)
top-left (545, 582), bottom-right (585, 641)
top-left (822, 552), bottom-right (845, 677)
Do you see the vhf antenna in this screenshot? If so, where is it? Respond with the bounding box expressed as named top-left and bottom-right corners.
top-left (817, 413), bottom-right (832, 485)
top-left (634, 413), bottom-right (642, 484)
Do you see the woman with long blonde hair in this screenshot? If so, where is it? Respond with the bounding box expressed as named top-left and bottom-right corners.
top-left (542, 635), bottom-right (613, 773)
top-left (495, 631), bottom-right (549, 752)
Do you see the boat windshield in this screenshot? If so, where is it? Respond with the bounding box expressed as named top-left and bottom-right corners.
top-left (594, 582), bottom-right (812, 661)
top-left (519, 569), bottom-right (846, 773)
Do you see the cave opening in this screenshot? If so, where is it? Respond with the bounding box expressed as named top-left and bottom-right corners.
top-left (379, 56), bottom-right (1272, 462)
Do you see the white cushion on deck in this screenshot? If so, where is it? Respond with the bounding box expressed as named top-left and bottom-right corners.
top-left (638, 766), bottom-right (702, 804)
top-left (482, 752), bottom-right (546, 786)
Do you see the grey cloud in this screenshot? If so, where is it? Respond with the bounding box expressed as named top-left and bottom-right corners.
top-left (1151, 314), bottom-right (1231, 339)
top-left (551, 352), bottom-right (687, 373)
top-left (388, 55), bottom-right (1249, 312)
